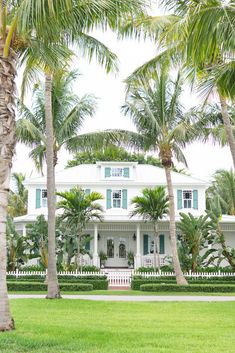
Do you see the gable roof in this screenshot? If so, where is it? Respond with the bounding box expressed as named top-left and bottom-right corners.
top-left (24, 163), bottom-right (209, 187)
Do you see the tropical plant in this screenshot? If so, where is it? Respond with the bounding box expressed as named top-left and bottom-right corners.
top-left (207, 207), bottom-right (235, 271)
top-left (122, 0), bottom-right (235, 167)
top-left (207, 169), bottom-right (235, 216)
top-left (67, 145), bottom-right (188, 174)
top-left (177, 213), bottom-right (215, 272)
top-left (6, 217), bottom-right (28, 271)
top-left (131, 186), bottom-right (169, 271)
top-left (57, 188), bottom-right (104, 270)
top-left (8, 173), bottom-right (28, 217)
top-left (99, 251), bottom-right (108, 268)
top-left (25, 215), bottom-right (49, 269)
top-left (0, 0), bottom-right (148, 329)
top-left (122, 65), bottom-right (197, 284)
top-left (17, 71), bottom-right (97, 173)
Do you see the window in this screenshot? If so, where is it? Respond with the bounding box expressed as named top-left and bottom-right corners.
top-left (112, 190), bottom-right (122, 208)
top-left (111, 168), bottom-right (123, 177)
top-left (41, 189), bottom-right (47, 207)
top-left (183, 190), bottom-right (192, 208)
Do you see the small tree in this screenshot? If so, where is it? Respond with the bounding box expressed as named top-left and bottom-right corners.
top-left (6, 217), bottom-right (27, 271)
top-left (57, 188), bottom-right (104, 270)
top-left (177, 213), bottom-right (214, 272)
top-left (130, 187), bottom-right (169, 271)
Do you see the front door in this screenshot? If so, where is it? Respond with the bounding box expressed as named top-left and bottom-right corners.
top-left (106, 238), bottom-right (128, 268)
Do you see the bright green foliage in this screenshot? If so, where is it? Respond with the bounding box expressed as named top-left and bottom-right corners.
top-left (131, 186), bottom-right (169, 221)
top-left (8, 173), bottom-right (28, 217)
top-left (57, 188), bottom-right (104, 230)
top-left (207, 169), bottom-right (235, 216)
top-left (2, 300), bottom-right (235, 353)
top-left (57, 188), bottom-right (104, 269)
top-left (17, 70), bottom-right (97, 172)
top-left (122, 67), bottom-right (196, 166)
top-left (6, 217), bottom-right (28, 271)
top-left (25, 215), bottom-right (48, 268)
top-left (177, 213), bottom-right (215, 272)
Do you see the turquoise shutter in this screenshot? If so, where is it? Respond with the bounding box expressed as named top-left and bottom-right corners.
top-left (159, 234), bottom-right (165, 254)
top-left (123, 167), bottom-right (130, 178)
top-left (105, 167), bottom-right (111, 178)
top-left (122, 189), bottom-right (128, 209)
top-left (85, 235), bottom-right (90, 251)
top-left (177, 190), bottom-right (183, 209)
top-left (193, 190), bottom-right (198, 209)
top-left (106, 189), bottom-right (112, 209)
top-left (85, 189), bottom-right (91, 195)
top-left (36, 189), bottom-right (41, 208)
top-left (143, 234), bottom-right (149, 255)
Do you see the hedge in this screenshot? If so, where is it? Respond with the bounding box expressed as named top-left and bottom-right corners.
top-left (140, 283), bottom-right (235, 293)
top-left (7, 282), bottom-right (93, 292)
top-left (7, 275), bottom-right (107, 281)
top-left (131, 278), bottom-right (235, 290)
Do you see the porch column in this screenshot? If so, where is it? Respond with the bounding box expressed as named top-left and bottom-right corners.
top-left (22, 224), bottom-right (27, 237)
top-left (135, 223), bottom-right (141, 269)
top-left (93, 224), bottom-right (100, 268)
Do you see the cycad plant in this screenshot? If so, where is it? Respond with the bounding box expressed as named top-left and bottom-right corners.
top-left (131, 186), bottom-right (169, 271)
top-left (122, 66), bottom-right (196, 284)
top-left (57, 188), bottom-right (104, 270)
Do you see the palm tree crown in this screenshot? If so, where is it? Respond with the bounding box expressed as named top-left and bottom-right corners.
top-left (17, 70), bottom-right (97, 172)
top-left (131, 186), bottom-right (169, 221)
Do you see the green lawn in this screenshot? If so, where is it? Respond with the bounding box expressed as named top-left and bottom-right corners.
top-left (1, 299), bottom-right (235, 353)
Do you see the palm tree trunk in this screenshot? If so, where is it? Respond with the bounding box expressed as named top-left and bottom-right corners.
top-left (164, 166), bottom-right (188, 285)
top-left (0, 45), bottom-right (15, 331)
top-left (219, 94), bottom-right (235, 169)
top-left (45, 73), bottom-right (60, 299)
top-left (154, 223), bottom-right (160, 272)
top-left (76, 233), bottom-right (81, 271)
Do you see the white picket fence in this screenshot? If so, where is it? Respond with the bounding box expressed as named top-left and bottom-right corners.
top-left (134, 271), bottom-right (235, 279)
top-left (7, 270), bottom-right (235, 288)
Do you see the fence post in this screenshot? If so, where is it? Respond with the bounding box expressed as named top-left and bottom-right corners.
top-left (16, 268), bottom-right (19, 279)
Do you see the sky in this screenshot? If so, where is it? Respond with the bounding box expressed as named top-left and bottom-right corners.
top-left (12, 4), bottom-right (233, 182)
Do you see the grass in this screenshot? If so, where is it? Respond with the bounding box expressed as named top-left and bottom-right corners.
top-left (9, 289), bottom-right (235, 296)
top-left (1, 299), bottom-right (235, 353)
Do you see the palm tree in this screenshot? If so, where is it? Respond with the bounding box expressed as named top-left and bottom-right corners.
top-left (122, 0), bottom-right (235, 167)
top-left (130, 187), bottom-right (169, 271)
top-left (207, 169), bottom-right (235, 216)
top-left (17, 70), bottom-right (97, 172)
top-left (57, 188), bottom-right (104, 270)
top-left (8, 173), bottom-right (28, 217)
top-left (0, 0), bottom-right (147, 330)
top-left (178, 213), bottom-right (212, 272)
top-left (122, 67), bottom-right (196, 284)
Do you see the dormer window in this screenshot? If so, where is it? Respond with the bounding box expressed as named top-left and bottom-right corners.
top-left (111, 168), bottom-right (123, 177)
top-left (105, 167), bottom-right (129, 178)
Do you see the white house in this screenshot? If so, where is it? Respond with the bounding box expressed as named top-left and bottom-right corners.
top-left (14, 162), bottom-right (235, 269)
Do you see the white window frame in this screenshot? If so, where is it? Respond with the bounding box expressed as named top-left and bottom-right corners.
top-left (112, 189), bottom-right (122, 208)
top-left (183, 190), bottom-right (192, 209)
top-left (111, 168), bottom-right (123, 177)
top-left (41, 189), bottom-right (47, 207)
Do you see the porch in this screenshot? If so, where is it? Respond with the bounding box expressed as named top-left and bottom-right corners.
top-left (83, 221), bottom-right (170, 269)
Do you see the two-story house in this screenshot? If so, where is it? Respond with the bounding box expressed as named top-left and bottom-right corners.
top-left (14, 162), bottom-right (235, 269)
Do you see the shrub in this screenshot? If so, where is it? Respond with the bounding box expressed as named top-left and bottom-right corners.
top-left (7, 278), bottom-right (108, 290)
top-left (140, 283), bottom-right (235, 293)
top-left (131, 277), bottom-right (235, 290)
top-left (7, 282), bottom-right (93, 292)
